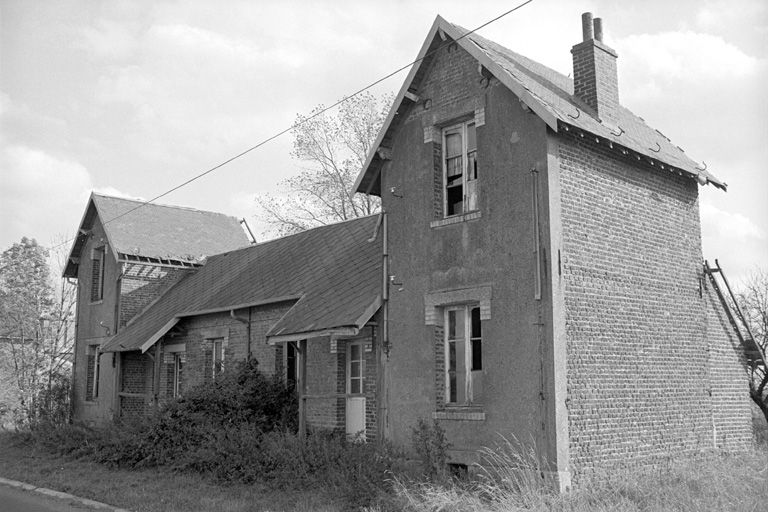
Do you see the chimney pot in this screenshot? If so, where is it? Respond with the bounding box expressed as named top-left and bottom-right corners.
top-left (594, 18), bottom-right (604, 42)
top-left (581, 12), bottom-right (594, 41)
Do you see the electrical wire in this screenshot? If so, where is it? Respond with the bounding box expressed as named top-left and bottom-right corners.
top-left (49, 0), bottom-right (534, 253)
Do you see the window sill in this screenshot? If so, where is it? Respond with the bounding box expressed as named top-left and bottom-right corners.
top-left (432, 409), bottom-right (486, 421)
top-left (89, 300), bottom-right (104, 305)
top-left (430, 211), bottom-right (482, 229)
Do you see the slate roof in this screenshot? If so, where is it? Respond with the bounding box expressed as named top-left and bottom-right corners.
top-left (64, 193), bottom-right (250, 277)
top-left (101, 215), bottom-right (383, 352)
top-left (355, 16), bottom-right (725, 195)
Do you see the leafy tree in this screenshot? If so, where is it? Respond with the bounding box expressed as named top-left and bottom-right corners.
top-left (737, 269), bottom-right (768, 426)
top-left (0, 237), bottom-right (75, 426)
top-left (256, 91), bottom-right (391, 237)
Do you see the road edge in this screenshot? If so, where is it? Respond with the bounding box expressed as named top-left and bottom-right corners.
top-left (0, 476), bottom-right (132, 512)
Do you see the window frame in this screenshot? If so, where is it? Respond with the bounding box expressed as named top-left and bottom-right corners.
top-left (442, 120), bottom-right (478, 218)
top-left (212, 338), bottom-right (226, 379)
top-left (443, 304), bottom-right (482, 406)
top-left (86, 345), bottom-right (100, 401)
top-left (346, 340), bottom-right (366, 396)
top-left (173, 352), bottom-right (185, 398)
top-left (90, 246), bottom-right (106, 303)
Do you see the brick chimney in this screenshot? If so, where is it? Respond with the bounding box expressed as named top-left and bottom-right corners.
top-left (571, 12), bottom-right (619, 125)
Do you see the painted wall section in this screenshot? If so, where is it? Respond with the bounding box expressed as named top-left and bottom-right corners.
top-left (381, 38), bottom-right (556, 465)
top-left (72, 216), bottom-right (118, 424)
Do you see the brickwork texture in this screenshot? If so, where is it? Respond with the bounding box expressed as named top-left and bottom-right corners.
top-left (558, 131), bottom-right (752, 483)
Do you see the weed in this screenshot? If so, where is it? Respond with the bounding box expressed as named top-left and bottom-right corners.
top-left (411, 418), bottom-right (450, 481)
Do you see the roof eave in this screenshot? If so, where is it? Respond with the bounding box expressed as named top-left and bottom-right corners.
top-left (354, 16), bottom-right (450, 196)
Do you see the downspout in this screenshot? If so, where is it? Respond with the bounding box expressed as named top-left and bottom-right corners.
top-left (231, 309), bottom-right (251, 362)
top-left (68, 277), bottom-right (80, 424)
top-left (380, 211), bottom-right (390, 442)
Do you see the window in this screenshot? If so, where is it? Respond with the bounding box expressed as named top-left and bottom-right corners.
top-left (162, 348), bottom-right (186, 398)
top-left (286, 342), bottom-right (297, 390)
top-left (90, 246), bottom-right (105, 302)
top-left (212, 338), bottom-right (225, 378)
top-left (85, 345), bottom-right (100, 400)
top-left (443, 121), bottom-right (478, 216)
top-left (445, 305), bottom-right (482, 405)
top-left (173, 352), bottom-right (185, 397)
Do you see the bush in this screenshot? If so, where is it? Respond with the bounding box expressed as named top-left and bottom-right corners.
top-left (20, 360), bottom-right (400, 510)
top-left (411, 418), bottom-right (450, 481)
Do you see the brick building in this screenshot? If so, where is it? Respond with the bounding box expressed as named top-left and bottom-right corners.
top-left (353, 14), bottom-right (753, 487)
top-left (67, 13), bottom-right (755, 489)
top-left (97, 215), bottom-right (384, 438)
top-left (64, 193), bottom-right (250, 423)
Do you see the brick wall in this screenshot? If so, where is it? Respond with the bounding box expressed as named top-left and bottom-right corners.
top-left (558, 130), bottom-right (750, 483)
top-left (120, 351), bottom-right (150, 417)
top-left (160, 302), bottom-right (292, 391)
top-left (304, 327), bottom-right (378, 438)
top-left (704, 280), bottom-right (753, 449)
top-left (119, 264), bottom-right (191, 327)
top-left (306, 337), bottom-right (345, 432)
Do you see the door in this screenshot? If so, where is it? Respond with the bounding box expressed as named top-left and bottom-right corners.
top-left (346, 341), bottom-right (366, 438)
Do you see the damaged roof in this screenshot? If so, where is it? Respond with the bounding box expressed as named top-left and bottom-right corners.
top-left (100, 215), bottom-right (383, 352)
top-left (64, 193), bottom-right (250, 277)
top-left (355, 16), bottom-right (725, 196)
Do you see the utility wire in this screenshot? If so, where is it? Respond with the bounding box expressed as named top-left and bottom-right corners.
top-left (50, 0), bottom-right (534, 253)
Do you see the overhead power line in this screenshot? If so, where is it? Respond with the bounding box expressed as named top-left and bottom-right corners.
top-left (50, 0), bottom-right (535, 253)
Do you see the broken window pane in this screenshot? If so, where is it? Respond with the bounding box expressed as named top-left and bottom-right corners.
top-left (443, 121), bottom-right (479, 216)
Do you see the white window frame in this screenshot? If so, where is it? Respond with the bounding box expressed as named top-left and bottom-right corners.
top-left (212, 338), bottom-right (226, 379)
top-left (444, 304), bottom-right (482, 405)
top-left (346, 340), bottom-right (366, 396)
top-left (164, 343), bottom-right (186, 398)
top-left (442, 120), bottom-right (478, 217)
top-left (173, 353), bottom-right (184, 397)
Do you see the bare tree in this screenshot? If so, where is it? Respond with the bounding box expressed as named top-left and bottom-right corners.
top-left (737, 269), bottom-right (768, 426)
top-left (256, 91), bottom-right (391, 237)
top-left (0, 237), bottom-right (75, 427)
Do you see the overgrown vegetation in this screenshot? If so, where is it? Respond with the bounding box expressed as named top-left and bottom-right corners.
top-left (7, 363), bottom-right (768, 511)
top-left (17, 361), bottom-right (399, 510)
top-left (411, 418), bottom-right (450, 481)
top-left (392, 436), bottom-right (768, 512)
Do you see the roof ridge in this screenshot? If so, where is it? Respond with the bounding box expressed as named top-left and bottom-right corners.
top-left (91, 192), bottom-right (239, 219)
top-left (212, 213), bottom-right (381, 259)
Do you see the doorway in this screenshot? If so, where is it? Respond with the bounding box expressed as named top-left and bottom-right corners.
top-left (345, 341), bottom-right (366, 438)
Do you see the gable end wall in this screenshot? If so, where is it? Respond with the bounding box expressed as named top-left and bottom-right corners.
top-left (558, 130), bottom-right (751, 483)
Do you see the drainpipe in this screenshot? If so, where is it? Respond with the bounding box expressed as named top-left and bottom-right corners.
top-left (230, 309), bottom-right (251, 362)
top-left (380, 211), bottom-right (389, 441)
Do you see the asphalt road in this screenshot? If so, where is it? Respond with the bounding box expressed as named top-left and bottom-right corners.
top-left (0, 484), bottom-right (96, 512)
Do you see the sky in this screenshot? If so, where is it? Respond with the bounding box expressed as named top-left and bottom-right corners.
top-left (1, 0), bottom-right (766, 284)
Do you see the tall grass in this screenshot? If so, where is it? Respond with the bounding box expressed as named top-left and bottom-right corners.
top-left (391, 436), bottom-right (768, 512)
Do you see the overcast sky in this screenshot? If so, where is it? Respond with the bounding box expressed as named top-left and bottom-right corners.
top-left (1, 0), bottom-right (766, 283)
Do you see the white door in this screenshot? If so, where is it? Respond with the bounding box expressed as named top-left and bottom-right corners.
top-left (346, 341), bottom-right (366, 438)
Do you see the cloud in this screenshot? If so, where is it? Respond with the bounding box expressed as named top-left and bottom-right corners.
top-left (700, 201), bottom-right (767, 283)
top-left (76, 18), bottom-right (141, 61)
top-left (701, 202), bottom-right (765, 241)
top-left (0, 146), bottom-right (92, 248)
top-left (618, 30), bottom-right (758, 84)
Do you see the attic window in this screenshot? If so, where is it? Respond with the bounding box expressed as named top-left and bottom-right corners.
top-left (443, 121), bottom-right (478, 216)
top-left (90, 246), bottom-right (105, 302)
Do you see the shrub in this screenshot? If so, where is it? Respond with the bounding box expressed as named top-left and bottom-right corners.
top-left (411, 418), bottom-right (450, 481)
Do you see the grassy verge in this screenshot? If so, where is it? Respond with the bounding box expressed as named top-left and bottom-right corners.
top-left (0, 431), bottom-right (348, 512)
top-left (2, 430), bottom-right (767, 512)
top-left (391, 443), bottom-right (768, 512)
